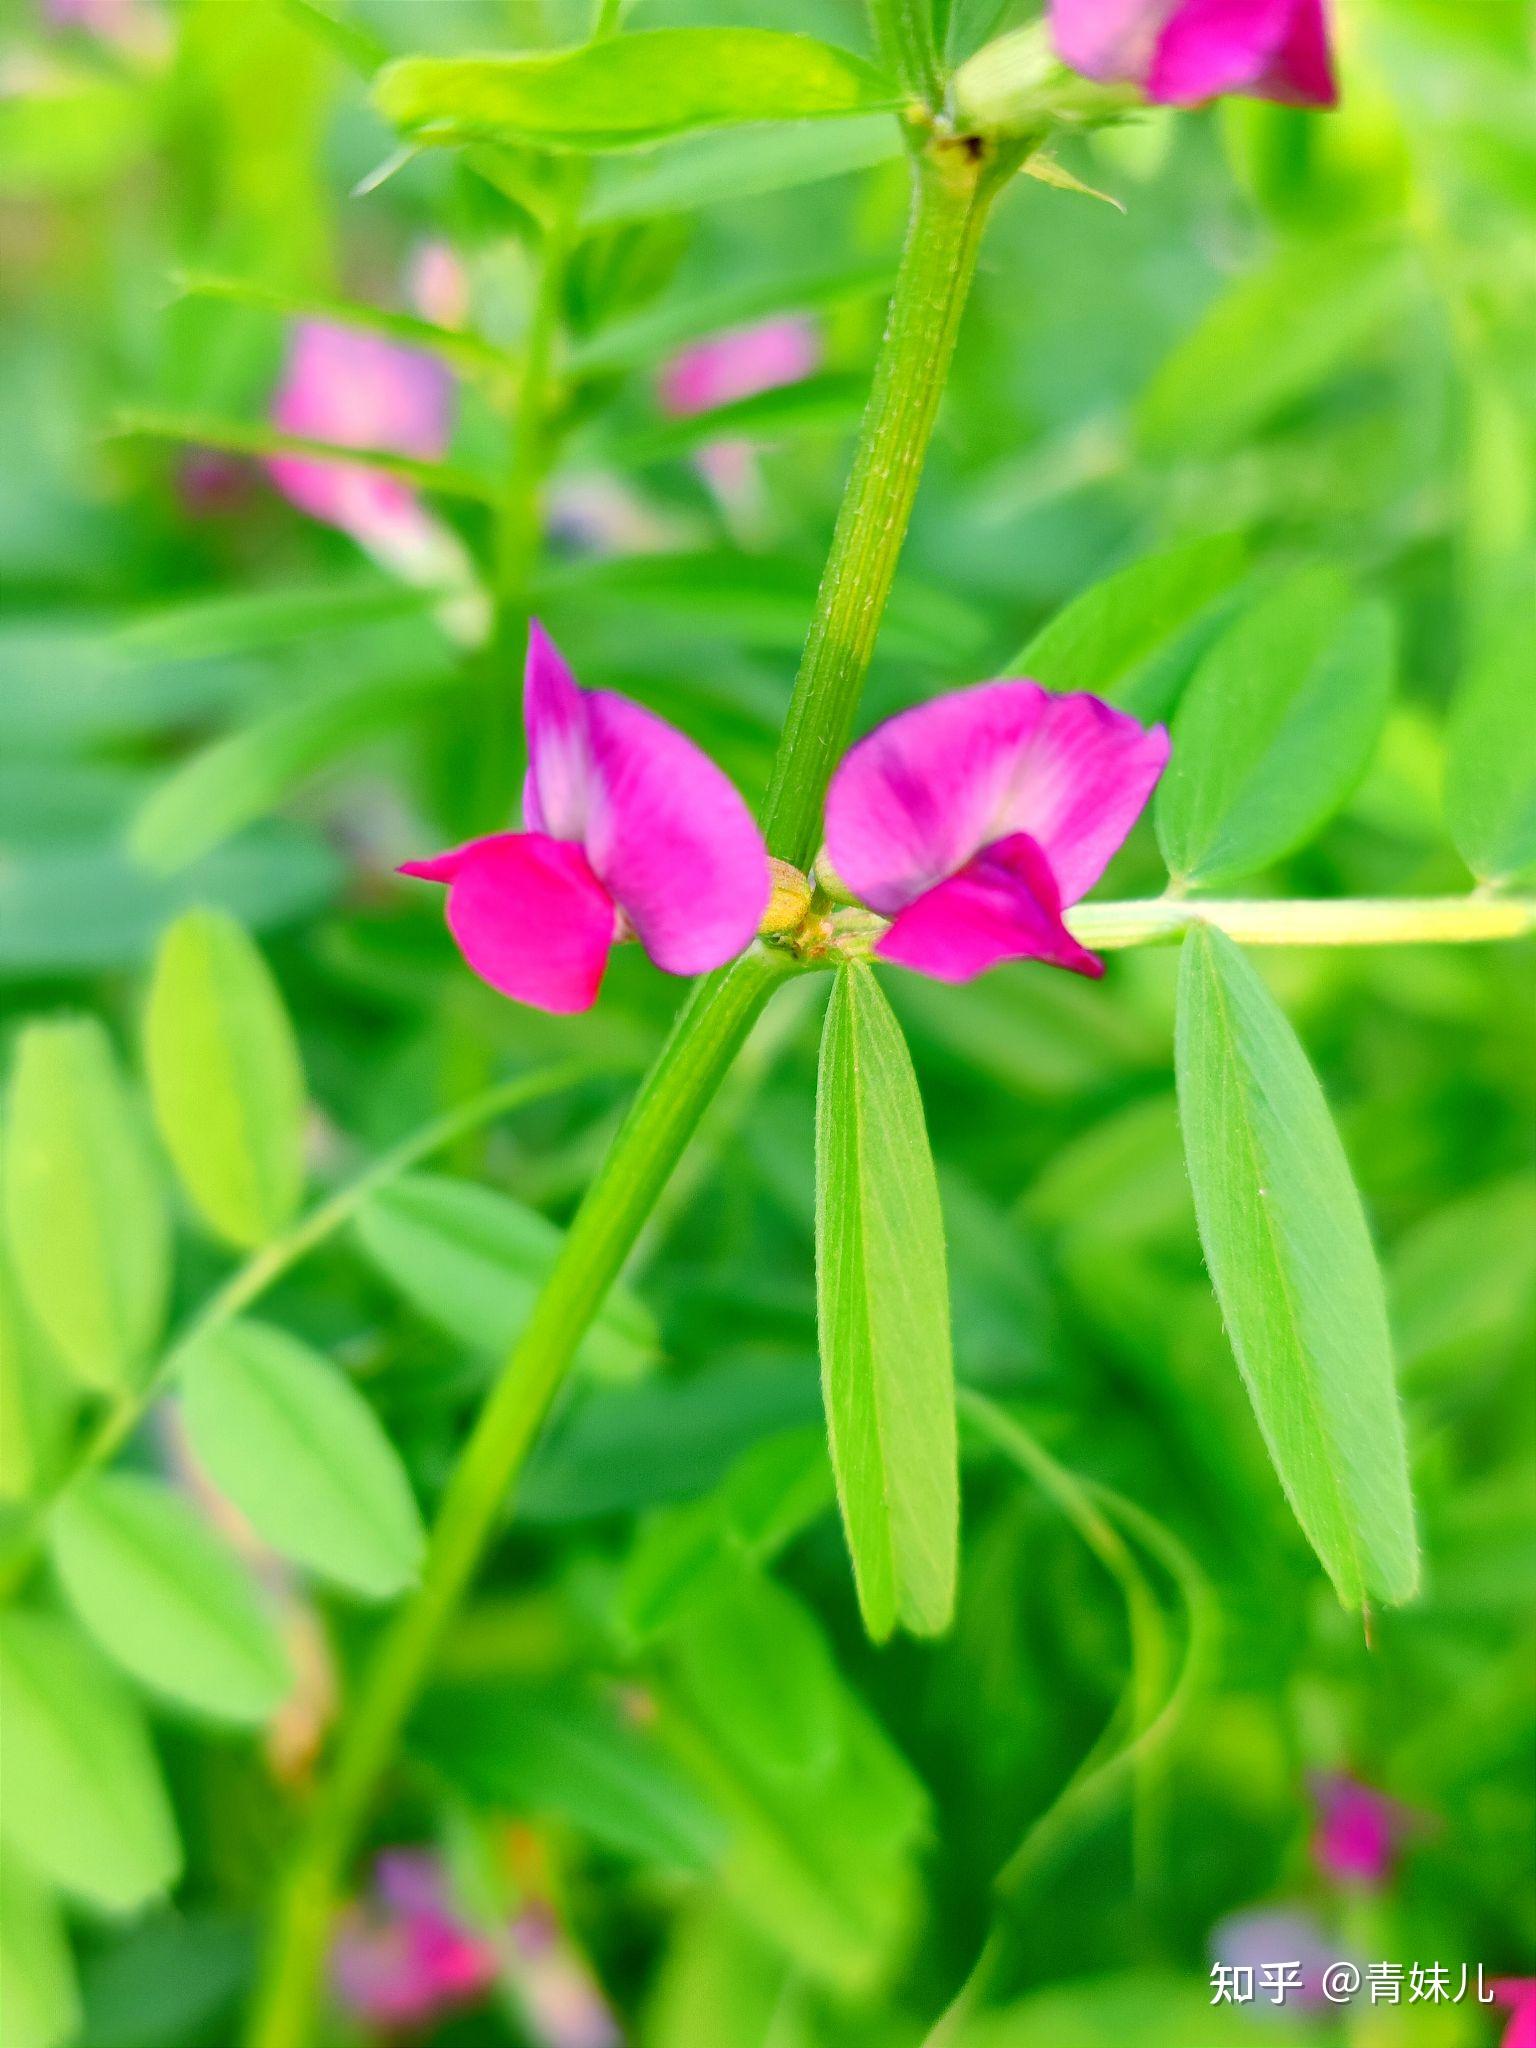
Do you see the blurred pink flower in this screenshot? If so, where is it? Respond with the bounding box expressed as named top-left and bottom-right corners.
top-left (401, 622), bottom-right (769, 1012)
top-left (659, 317), bottom-right (820, 500)
top-left (1494, 1981), bottom-right (1536, 2048)
top-left (267, 319), bottom-right (489, 643)
top-left (1308, 1772), bottom-right (1411, 1888)
top-left (331, 1850), bottom-right (495, 2030)
top-left (267, 320), bottom-right (449, 546)
top-left (823, 681), bottom-right (1168, 984)
top-left (1212, 1904), bottom-right (1338, 2012)
top-left (660, 317), bottom-right (820, 418)
top-left (42, 0), bottom-right (158, 46)
top-left (408, 240), bottom-right (470, 331)
top-left (1049, 0), bottom-right (1336, 107)
top-left (509, 1907), bottom-right (621, 2048)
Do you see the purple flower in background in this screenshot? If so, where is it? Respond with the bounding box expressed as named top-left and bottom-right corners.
top-left (1493, 1981), bottom-right (1536, 2048)
top-left (1212, 1905), bottom-right (1339, 2012)
top-left (1049, 0), bottom-right (1337, 107)
top-left (331, 1850), bottom-right (495, 2030)
top-left (1308, 1772), bottom-right (1411, 1888)
top-left (823, 681), bottom-right (1168, 984)
top-left (268, 320), bottom-right (450, 546)
top-left (660, 317), bottom-right (821, 499)
top-left (401, 622), bottom-right (769, 1013)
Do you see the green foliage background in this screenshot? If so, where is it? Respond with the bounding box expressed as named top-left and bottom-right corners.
top-left (0, 0), bottom-right (1532, 2043)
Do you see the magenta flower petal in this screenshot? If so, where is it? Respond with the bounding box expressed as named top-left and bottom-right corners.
top-left (876, 832), bottom-right (1104, 983)
top-left (1308, 1772), bottom-right (1409, 1888)
top-left (268, 320), bottom-right (450, 540)
top-left (659, 317), bottom-right (821, 418)
top-left (825, 680), bottom-right (1167, 917)
top-left (581, 691), bottom-right (770, 974)
top-left (1049, 0), bottom-right (1336, 106)
top-left (1148, 0), bottom-right (1335, 105)
top-left (401, 832), bottom-right (615, 1014)
top-left (1494, 1983), bottom-right (1536, 2048)
top-left (523, 619), bottom-right (597, 843)
top-left (522, 622), bottom-right (769, 977)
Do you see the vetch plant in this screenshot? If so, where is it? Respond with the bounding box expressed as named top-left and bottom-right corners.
top-left (1, 1), bottom-right (1533, 2045)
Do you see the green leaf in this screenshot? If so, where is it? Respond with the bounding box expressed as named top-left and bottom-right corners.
top-left (1, 1019), bottom-right (169, 1394)
top-left (567, 258), bottom-right (891, 377)
top-left (583, 112), bottom-right (902, 225)
top-left (620, 371), bottom-right (866, 464)
top-left (115, 577), bottom-right (441, 661)
top-left (376, 32), bottom-right (900, 155)
top-left (76, 1911), bottom-right (252, 2048)
top-left (180, 1320), bottom-right (424, 1600)
top-left (0, 1193), bottom-right (77, 1504)
top-left (814, 964), bottom-right (957, 1641)
top-left (172, 270), bottom-right (507, 375)
top-left (0, 828), bottom-right (340, 978)
top-left (1157, 571), bottom-right (1393, 887)
top-left (1443, 611), bottom-right (1536, 885)
top-left (354, 1172), bottom-right (658, 1382)
top-left (49, 1474), bottom-right (292, 1725)
top-left (412, 1680), bottom-right (723, 1870)
top-left (128, 672), bottom-right (451, 874)
top-left (1138, 239), bottom-right (1409, 458)
top-left (113, 408), bottom-right (498, 504)
top-left (0, 1854), bottom-right (80, 2048)
top-left (143, 910), bottom-right (307, 1249)
top-left (0, 1612), bottom-right (181, 1912)
top-left (1174, 927), bottom-right (1418, 1608)
top-left (1007, 534), bottom-right (1248, 715)
top-left (673, 1565), bottom-right (842, 1781)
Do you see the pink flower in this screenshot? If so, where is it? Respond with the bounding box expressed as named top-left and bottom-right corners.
top-left (408, 240), bottom-right (470, 331)
top-left (823, 681), bottom-right (1168, 984)
top-left (1049, 0), bottom-right (1336, 107)
top-left (659, 317), bottom-right (820, 419)
top-left (1494, 1981), bottom-right (1536, 2048)
top-left (267, 320), bottom-right (450, 546)
top-left (331, 1850), bottom-right (496, 2030)
top-left (1308, 1772), bottom-right (1411, 1888)
top-left (401, 623), bottom-right (769, 1013)
top-left (660, 318), bottom-right (821, 502)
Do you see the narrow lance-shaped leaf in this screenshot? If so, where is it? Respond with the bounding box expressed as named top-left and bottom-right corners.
top-left (180, 1319), bottom-right (425, 1601)
top-left (1, 1018), bottom-right (169, 1393)
top-left (0, 1612), bottom-right (182, 1912)
top-left (1157, 570), bottom-right (1394, 888)
top-left (815, 962), bottom-right (958, 1641)
top-left (1443, 609), bottom-right (1536, 886)
top-left (0, 1853), bottom-right (80, 2048)
top-left (0, 1168), bottom-right (77, 1505)
top-left (1175, 926), bottom-right (1418, 1609)
top-left (49, 1472), bottom-right (292, 1726)
top-left (144, 908), bottom-right (308, 1248)
top-left (375, 31), bottom-right (899, 155)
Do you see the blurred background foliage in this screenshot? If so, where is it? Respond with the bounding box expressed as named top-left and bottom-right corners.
top-left (0, 0), bottom-right (1532, 2044)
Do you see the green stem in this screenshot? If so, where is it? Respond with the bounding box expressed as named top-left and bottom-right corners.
top-left (868, 0), bottom-right (946, 109)
top-left (244, 949), bottom-right (795, 2048)
top-left (248, 131), bottom-right (1004, 2048)
top-left (0, 1063), bottom-right (616, 1596)
top-left (762, 137), bottom-right (1006, 867)
top-left (1069, 892), bottom-right (1536, 950)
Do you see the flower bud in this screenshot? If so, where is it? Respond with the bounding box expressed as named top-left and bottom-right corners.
top-left (953, 24), bottom-right (1139, 138)
top-left (760, 858), bottom-right (813, 935)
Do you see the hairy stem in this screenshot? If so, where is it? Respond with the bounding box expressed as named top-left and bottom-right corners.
top-left (868, 0), bottom-right (946, 108)
top-left (762, 136), bottom-right (1007, 867)
top-left (247, 131), bottom-right (1002, 2048)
